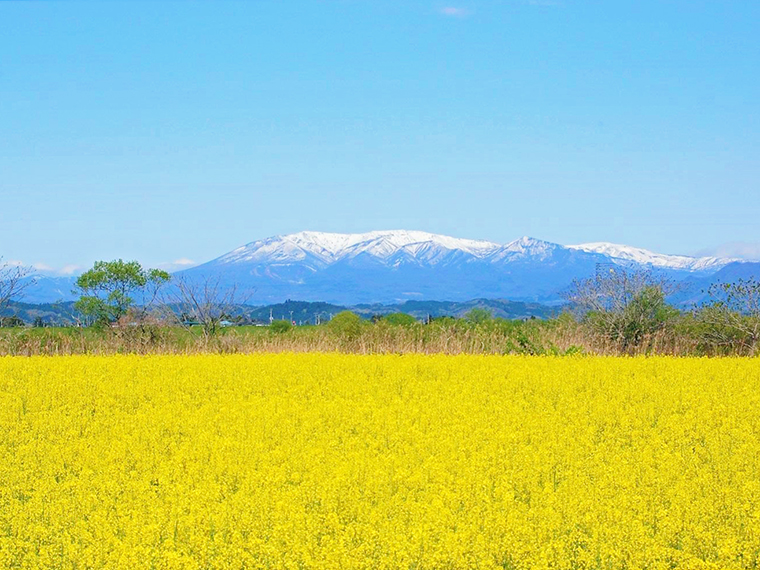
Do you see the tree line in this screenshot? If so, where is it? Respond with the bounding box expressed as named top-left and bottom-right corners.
top-left (1, 257), bottom-right (759, 355)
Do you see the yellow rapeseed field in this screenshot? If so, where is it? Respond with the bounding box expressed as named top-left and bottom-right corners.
top-left (1, 355), bottom-right (760, 569)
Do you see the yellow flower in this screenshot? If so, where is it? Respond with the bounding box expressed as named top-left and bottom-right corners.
top-left (0, 354), bottom-right (758, 568)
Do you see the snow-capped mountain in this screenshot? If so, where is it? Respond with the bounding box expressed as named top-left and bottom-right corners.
top-left (218, 230), bottom-right (502, 266)
top-left (567, 242), bottom-right (736, 272)
top-left (17, 230), bottom-right (752, 305)
top-left (171, 231), bottom-right (747, 305)
top-left (211, 231), bottom-right (736, 273)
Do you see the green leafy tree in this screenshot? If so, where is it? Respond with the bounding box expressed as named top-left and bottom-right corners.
top-left (381, 313), bottom-right (417, 326)
top-left (464, 308), bottom-right (493, 324)
top-left (74, 260), bottom-right (170, 324)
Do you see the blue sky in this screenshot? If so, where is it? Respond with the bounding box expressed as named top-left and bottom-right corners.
top-left (1, 0), bottom-right (759, 273)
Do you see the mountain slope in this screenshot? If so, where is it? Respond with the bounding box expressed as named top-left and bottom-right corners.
top-left (175, 231), bottom-right (748, 305)
top-left (18, 275), bottom-right (78, 304)
top-left (16, 231), bottom-right (753, 305)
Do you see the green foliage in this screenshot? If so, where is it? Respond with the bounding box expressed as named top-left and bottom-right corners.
top-left (584, 286), bottom-right (679, 350)
top-left (269, 320), bottom-right (293, 334)
top-left (497, 321), bottom-right (547, 355)
top-left (328, 311), bottom-right (364, 340)
top-left (464, 308), bottom-right (493, 324)
top-left (429, 316), bottom-right (456, 326)
top-left (9, 273), bottom-right (760, 356)
top-left (0, 315), bottom-right (24, 328)
top-left (74, 260), bottom-right (171, 324)
top-left (74, 296), bottom-right (109, 326)
top-left (567, 270), bottom-right (678, 351)
top-left (382, 313), bottom-right (417, 326)
top-left (623, 286), bottom-right (679, 346)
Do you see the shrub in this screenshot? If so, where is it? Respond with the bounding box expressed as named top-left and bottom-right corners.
top-left (382, 313), bottom-right (417, 327)
top-left (328, 311), bottom-right (364, 340)
top-left (269, 320), bottom-right (293, 334)
top-left (695, 278), bottom-right (760, 355)
top-left (566, 270), bottom-right (678, 351)
top-left (464, 308), bottom-right (492, 324)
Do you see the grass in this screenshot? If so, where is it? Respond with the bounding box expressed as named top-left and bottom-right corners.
top-left (0, 316), bottom-right (734, 357)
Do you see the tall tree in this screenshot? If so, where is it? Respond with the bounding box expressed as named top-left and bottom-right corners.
top-left (74, 260), bottom-right (170, 324)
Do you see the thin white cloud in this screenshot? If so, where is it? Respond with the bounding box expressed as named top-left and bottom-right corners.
top-left (156, 258), bottom-right (198, 272)
top-left (440, 7), bottom-right (470, 17)
top-left (2, 260), bottom-right (83, 276)
top-left (58, 265), bottom-right (84, 276)
top-left (6, 259), bottom-right (198, 277)
top-left (695, 242), bottom-right (760, 261)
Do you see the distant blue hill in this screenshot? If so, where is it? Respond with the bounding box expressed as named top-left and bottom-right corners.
top-left (18, 231), bottom-right (759, 306)
top-left (19, 275), bottom-right (78, 304)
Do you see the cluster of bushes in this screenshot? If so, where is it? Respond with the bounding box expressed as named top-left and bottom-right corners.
top-left (564, 271), bottom-right (760, 356)
top-left (251, 270), bottom-right (760, 356)
top-left (0, 297), bottom-right (757, 356)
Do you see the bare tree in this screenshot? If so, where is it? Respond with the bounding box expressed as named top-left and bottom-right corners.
top-left (167, 274), bottom-right (252, 338)
top-left (564, 268), bottom-right (678, 350)
top-left (697, 278), bottom-right (760, 355)
top-left (0, 258), bottom-right (34, 319)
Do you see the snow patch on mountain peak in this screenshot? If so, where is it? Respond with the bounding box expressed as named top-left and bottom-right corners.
top-left (504, 236), bottom-right (556, 252)
top-left (485, 236), bottom-right (560, 262)
top-left (212, 231), bottom-right (740, 274)
top-left (218, 230), bottom-right (502, 265)
top-left (567, 242), bottom-right (735, 271)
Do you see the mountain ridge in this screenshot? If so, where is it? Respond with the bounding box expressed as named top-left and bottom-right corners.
top-left (176, 230), bottom-right (747, 305)
top-left (209, 231), bottom-right (735, 271)
top-left (16, 230), bottom-right (754, 305)
top-left (567, 242), bottom-right (735, 272)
